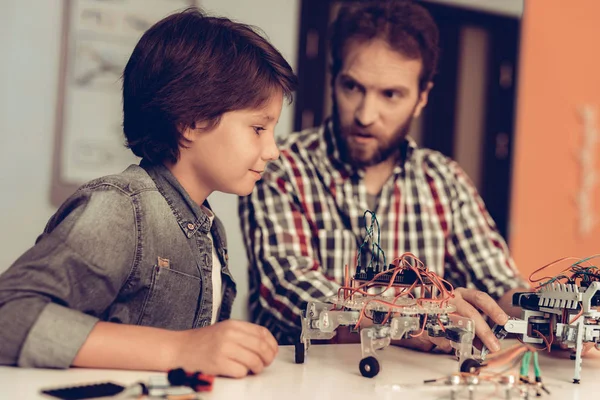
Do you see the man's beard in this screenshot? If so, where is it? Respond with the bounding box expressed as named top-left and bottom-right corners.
top-left (332, 100), bottom-right (414, 168)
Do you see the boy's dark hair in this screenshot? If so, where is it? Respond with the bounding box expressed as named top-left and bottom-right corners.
top-left (330, 0), bottom-right (440, 91)
top-left (123, 8), bottom-right (298, 164)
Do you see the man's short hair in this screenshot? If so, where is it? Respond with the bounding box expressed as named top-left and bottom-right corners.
top-left (330, 0), bottom-right (440, 91)
top-left (123, 8), bottom-right (298, 164)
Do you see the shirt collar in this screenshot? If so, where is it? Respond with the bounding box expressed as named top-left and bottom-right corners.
top-left (141, 160), bottom-right (212, 237)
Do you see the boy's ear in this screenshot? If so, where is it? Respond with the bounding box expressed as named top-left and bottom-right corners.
top-left (179, 122), bottom-right (200, 142)
top-left (180, 125), bottom-right (197, 142)
top-left (180, 121), bottom-right (212, 142)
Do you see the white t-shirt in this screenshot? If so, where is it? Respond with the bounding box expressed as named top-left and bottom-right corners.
top-left (201, 206), bottom-right (222, 324)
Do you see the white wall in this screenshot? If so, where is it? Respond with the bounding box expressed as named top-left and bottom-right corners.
top-left (0, 0), bottom-right (299, 322)
top-left (0, 1), bottom-right (63, 269)
top-left (424, 0), bottom-right (523, 17)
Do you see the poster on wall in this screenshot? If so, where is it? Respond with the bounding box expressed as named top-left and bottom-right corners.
top-left (51, 0), bottom-right (198, 206)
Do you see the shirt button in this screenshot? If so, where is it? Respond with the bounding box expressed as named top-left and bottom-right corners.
top-left (187, 223), bottom-right (195, 230)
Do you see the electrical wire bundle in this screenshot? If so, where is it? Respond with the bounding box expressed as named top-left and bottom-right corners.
top-left (422, 344), bottom-right (551, 398)
top-left (530, 254), bottom-right (600, 288)
top-left (334, 210), bottom-right (457, 334)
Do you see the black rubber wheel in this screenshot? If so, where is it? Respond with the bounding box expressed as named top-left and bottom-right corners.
top-left (359, 356), bottom-right (380, 378)
top-left (460, 358), bottom-right (481, 374)
top-left (295, 341), bottom-right (305, 364)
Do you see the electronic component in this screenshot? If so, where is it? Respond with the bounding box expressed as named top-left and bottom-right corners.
top-left (499, 255), bottom-right (600, 383)
top-left (294, 213), bottom-right (476, 378)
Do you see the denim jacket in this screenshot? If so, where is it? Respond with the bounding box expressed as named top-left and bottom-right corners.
top-left (0, 162), bottom-right (236, 368)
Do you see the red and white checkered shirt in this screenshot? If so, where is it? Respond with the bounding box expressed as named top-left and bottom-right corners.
top-left (239, 121), bottom-right (527, 344)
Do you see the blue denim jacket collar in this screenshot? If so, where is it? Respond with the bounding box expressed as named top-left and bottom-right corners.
top-left (141, 160), bottom-right (211, 238)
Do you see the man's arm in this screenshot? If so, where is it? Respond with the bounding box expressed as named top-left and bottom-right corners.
top-left (443, 160), bottom-right (530, 300)
top-left (437, 159), bottom-right (530, 347)
top-left (239, 166), bottom-right (339, 344)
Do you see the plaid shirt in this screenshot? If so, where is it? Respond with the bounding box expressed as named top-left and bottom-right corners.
top-left (239, 121), bottom-right (527, 344)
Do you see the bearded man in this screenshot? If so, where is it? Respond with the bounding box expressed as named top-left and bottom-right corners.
top-left (239, 0), bottom-right (529, 354)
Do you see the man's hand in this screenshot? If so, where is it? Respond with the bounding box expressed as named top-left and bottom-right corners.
top-left (170, 320), bottom-right (279, 378)
top-left (449, 288), bottom-right (508, 352)
top-left (393, 288), bottom-right (509, 354)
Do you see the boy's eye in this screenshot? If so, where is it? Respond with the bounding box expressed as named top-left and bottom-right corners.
top-left (343, 80), bottom-right (357, 91)
top-left (253, 126), bottom-right (265, 135)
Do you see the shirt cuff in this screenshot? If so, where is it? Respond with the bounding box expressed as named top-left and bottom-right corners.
top-left (18, 303), bottom-right (99, 368)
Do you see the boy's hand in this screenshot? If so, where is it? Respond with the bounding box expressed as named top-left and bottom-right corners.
top-left (170, 320), bottom-right (278, 378)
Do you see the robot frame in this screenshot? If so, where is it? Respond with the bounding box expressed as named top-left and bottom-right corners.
top-left (492, 255), bottom-right (600, 384)
top-left (294, 211), bottom-right (479, 378)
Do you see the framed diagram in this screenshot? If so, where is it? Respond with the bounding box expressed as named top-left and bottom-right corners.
top-left (51, 0), bottom-right (198, 206)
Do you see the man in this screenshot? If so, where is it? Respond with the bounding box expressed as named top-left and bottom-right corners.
top-left (239, 0), bottom-right (529, 353)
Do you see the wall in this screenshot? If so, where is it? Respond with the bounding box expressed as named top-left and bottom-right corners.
top-left (424, 0), bottom-right (522, 17)
top-left (0, 1), bottom-right (62, 271)
top-left (0, 0), bottom-right (299, 322)
top-left (510, 0), bottom-right (600, 278)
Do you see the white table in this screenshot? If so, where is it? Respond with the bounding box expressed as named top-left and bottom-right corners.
top-left (2, 343), bottom-right (600, 399)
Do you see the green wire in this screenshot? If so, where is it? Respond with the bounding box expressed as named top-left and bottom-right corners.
top-left (572, 254), bottom-right (600, 266)
top-left (533, 351), bottom-right (541, 378)
top-left (538, 254), bottom-right (600, 287)
top-left (357, 210), bottom-right (386, 271)
top-left (520, 351), bottom-right (531, 376)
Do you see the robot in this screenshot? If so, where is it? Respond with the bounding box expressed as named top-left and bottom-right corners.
top-left (495, 279), bottom-right (600, 383)
top-left (294, 211), bottom-right (479, 378)
top-left (294, 275), bottom-right (477, 378)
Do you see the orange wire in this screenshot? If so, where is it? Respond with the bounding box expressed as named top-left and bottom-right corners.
top-left (409, 314), bottom-right (428, 338)
top-left (528, 256), bottom-right (596, 285)
top-left (484, 345), bottom-right (529, 368)
top-left (570, 306), bottom-right (584, 324)
top-left (436, 316), bottom-right (447, 332)
top-left (346, 252), bottom-right (456, 332)
top-left (532, 329), bottom-right (551, 352)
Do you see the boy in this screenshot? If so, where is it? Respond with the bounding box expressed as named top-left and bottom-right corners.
top-left (0, 8), bottom-right (297, 378)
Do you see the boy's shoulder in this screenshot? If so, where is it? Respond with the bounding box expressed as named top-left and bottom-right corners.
top-left (78, 164), bottom-right (158, 197)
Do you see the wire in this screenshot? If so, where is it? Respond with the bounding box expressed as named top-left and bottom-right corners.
top-left (532, 330), bottom-right (551, 352)
top-left (570, 306), bottom-right (584, 324)
top-left (483, 345), bottom-right (530, 369)
top-left (519, 351), bottom-right (531, 377)
top-left (533, 351), bottom-right (541, 378)
top-left (356, 210), bottom-right (386, 272)
top-left (345, 215), bottom-right (458, 336)
top-left (531, 255), bottom-right (600, 288)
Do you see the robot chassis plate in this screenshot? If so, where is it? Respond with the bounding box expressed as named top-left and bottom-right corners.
top-left (295, 295), bottom-right (478, 378)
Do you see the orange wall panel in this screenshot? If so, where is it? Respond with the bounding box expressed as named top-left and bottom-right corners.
top-left (510, 0), bottom-right (600, 278)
